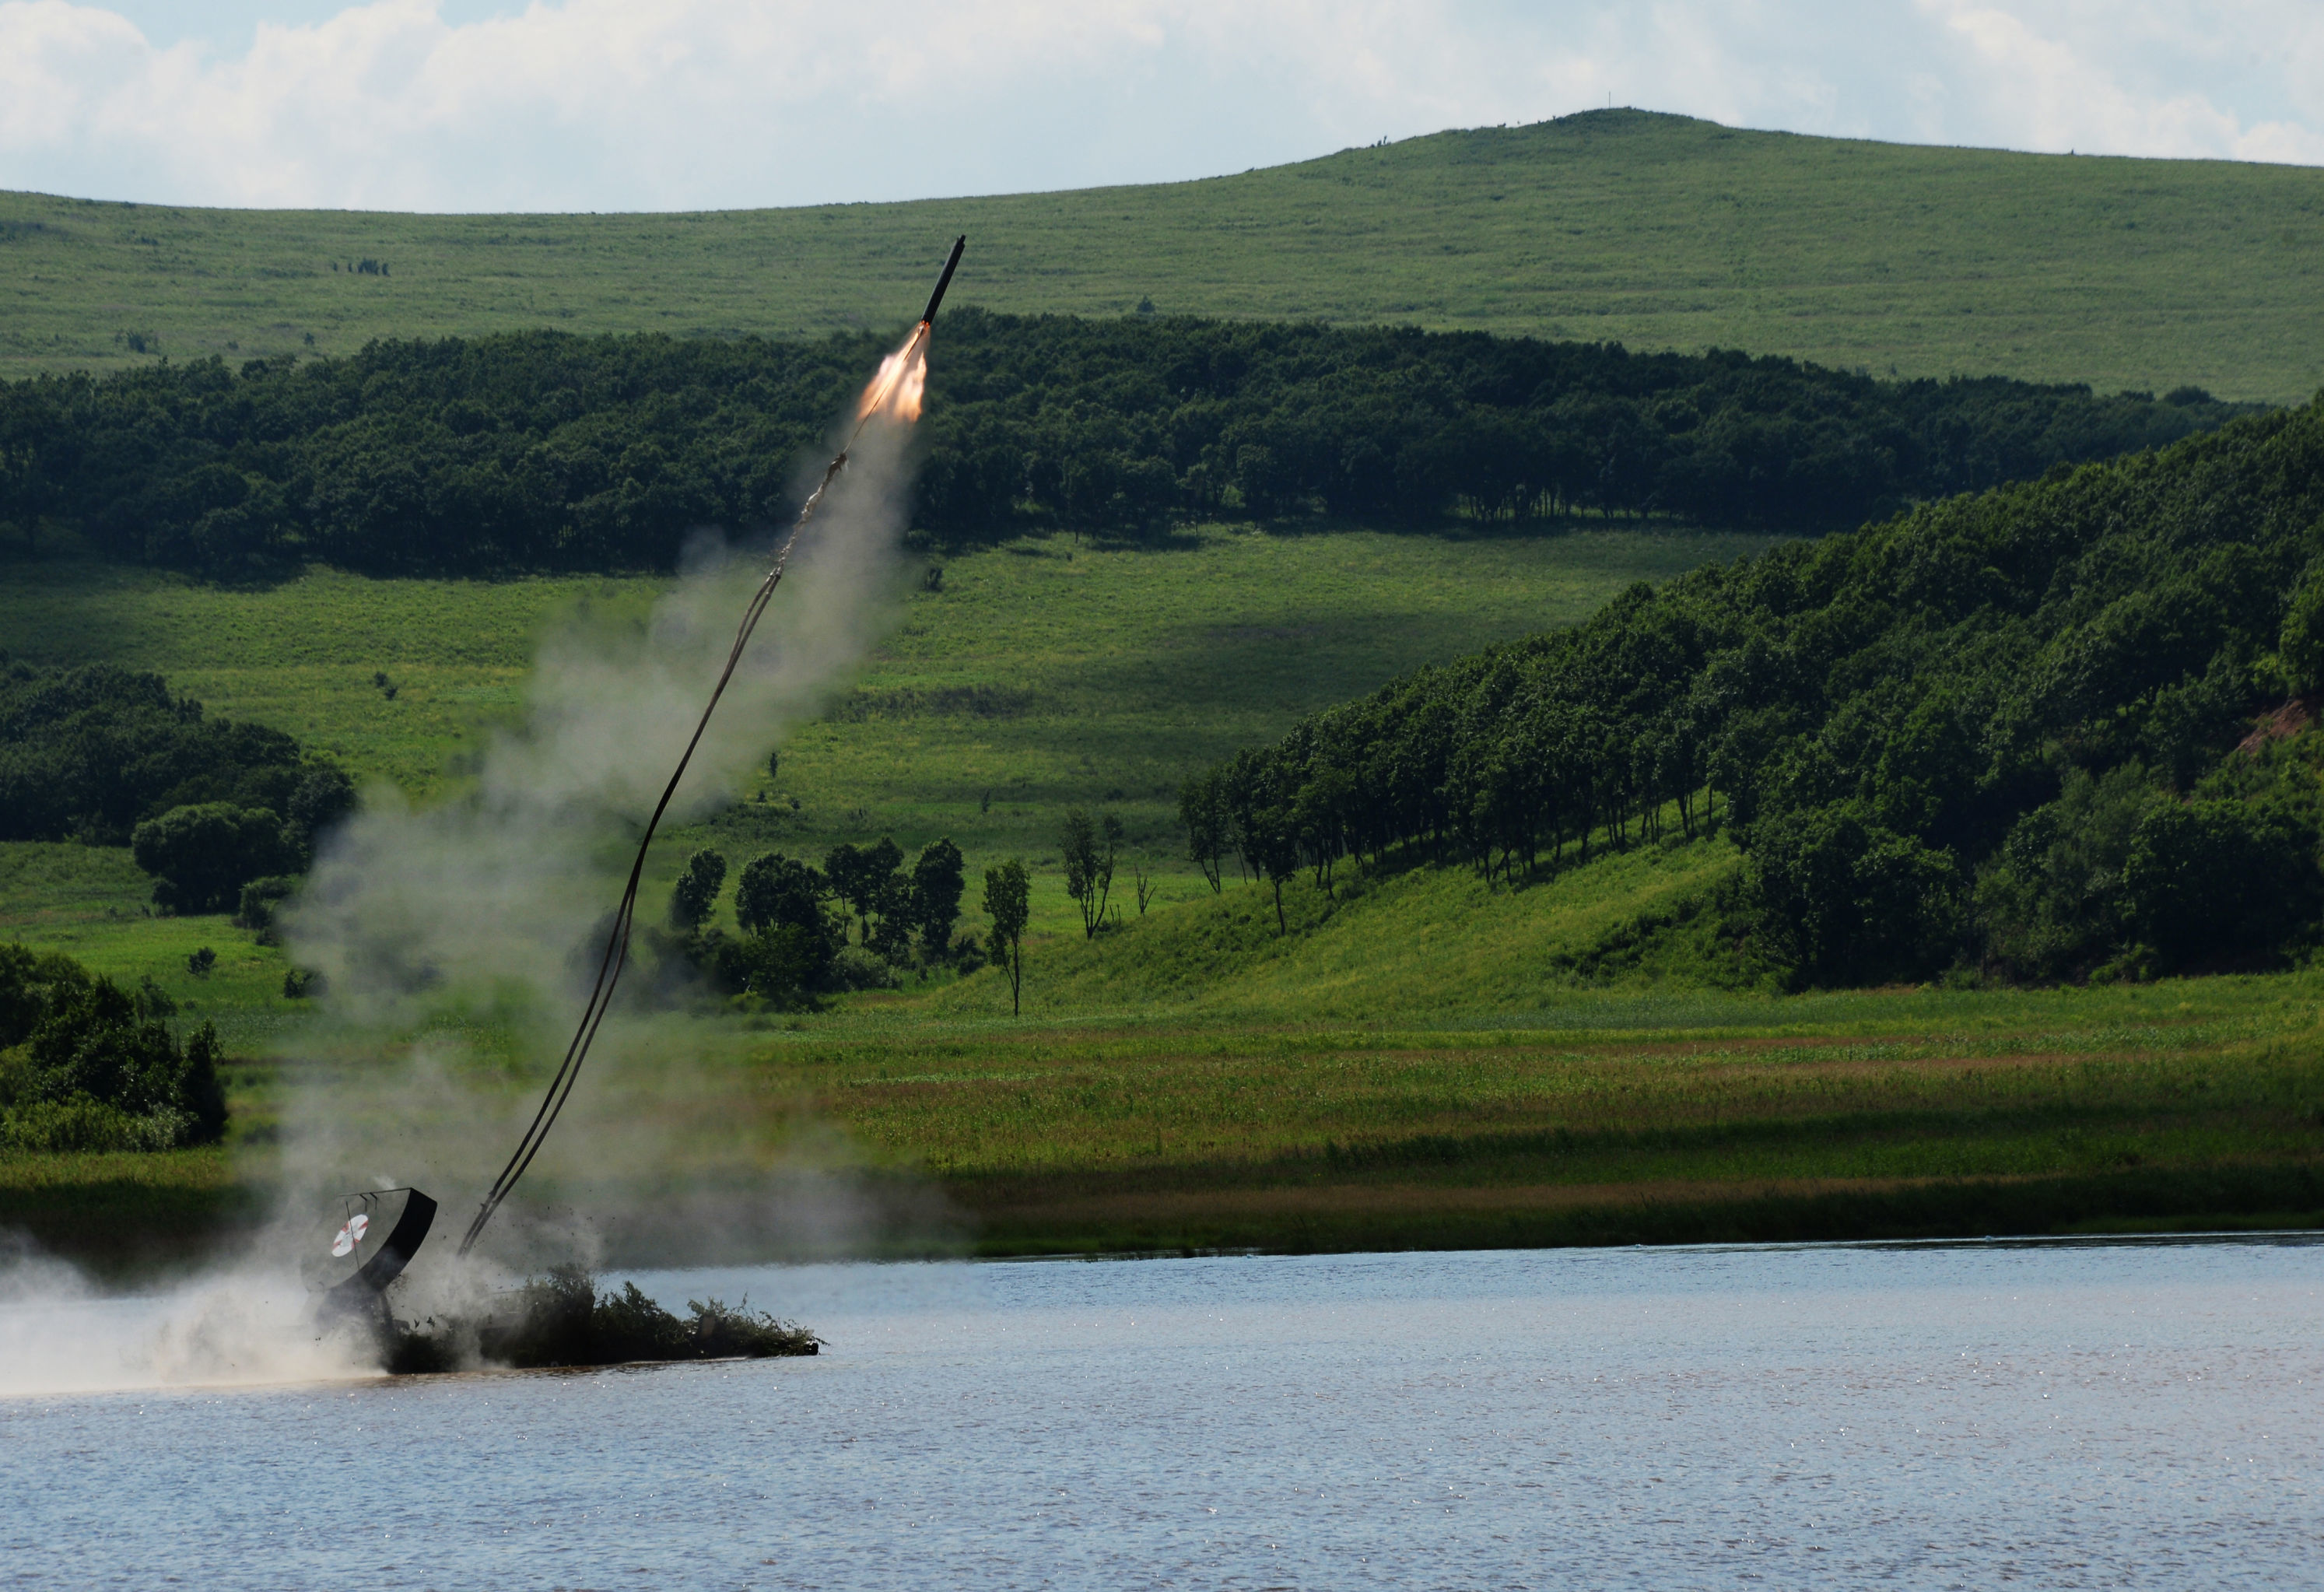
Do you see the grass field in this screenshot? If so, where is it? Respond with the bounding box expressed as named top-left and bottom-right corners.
top-left (0, 519), bottom-right (1768, 937)
top-left (9, 512), bottom-right (2324, 1264)
top-left (11, 840), bottom-right (2324, 1271)
top-left (5, 109), bottom-right (2322, 400)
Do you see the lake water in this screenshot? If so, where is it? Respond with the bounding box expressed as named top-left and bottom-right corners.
top-left (4, 1236), bottom-right (2319, 1589)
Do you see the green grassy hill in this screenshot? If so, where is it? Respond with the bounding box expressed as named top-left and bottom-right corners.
top-left (5, 109), bottom-right (2320, 399)
top-left (0, 521), bottom-right (1770, 981)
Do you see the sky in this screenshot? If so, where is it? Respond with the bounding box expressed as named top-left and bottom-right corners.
top-left (2, 0), bottom-right (2319, 212)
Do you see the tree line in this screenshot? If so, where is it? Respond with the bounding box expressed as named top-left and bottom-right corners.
top-left (0, 313), bottom-right (2256, 577)
top-left (1180, 400), bottom-right (2324, 986)
top-left (0, 659), bottom-right (356, 917)
top-left (650, 835), bottom-right (971, 1008)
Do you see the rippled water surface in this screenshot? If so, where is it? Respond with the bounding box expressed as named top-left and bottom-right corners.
top-left (5, 1236), bottom-right (2321, 1589)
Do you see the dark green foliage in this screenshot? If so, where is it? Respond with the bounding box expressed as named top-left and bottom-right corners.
top-left (234, 874), bottom-right (297, 937)
top-left (2280, 560), bottom-right (2324, 696)
top-left (0, 316), bottom-right (2253, 576)
top-left (1745, 804), bottom-right (1962, 985)
top-left (668, 847), bottom-right (727, 929)
top-left (822, 840), bottom-right (895, 945)
top-left (131, 801), bottom-right (289, 915)
top-left (734, 851), bottom-right (832, 942)
top-left (2122, 799), bottom-right (2324, 970)
top-left (391, 1265), bottom-right (817, 1372)
top-left (1179, 771), bottom-right (1232, 892)
top-left (669, 835), bottom-right (962, 1002)
top-left (707, 923), bottom-right (829, 1007)
top-left (1059, 808), bottom-right (1121, 938)
top-left (0, 661), bottom-right (345, 847)
top-left (1974, 765), bottom-right (2161, 980)
top-left (285, 764), bottom-right (357, 864)
top-left (983, 859), bottom-right (1029, 1015)
top-left (696, 850), bottom-right (837, 1005)
top-left (1188, 400), bottom-right (2324, 986)
top-left (0, 942), bottom-right (227, 1149)
top-left (909, 837), bottom-right (966, 958)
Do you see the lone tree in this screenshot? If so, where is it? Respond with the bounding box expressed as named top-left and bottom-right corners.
top-left (983, 858), bottom-right (1029, 1015)
top-left (668, 849), bottom-right (727, 929)
top-left (910, 837), bottom-right (966, 959)
top-left (1060, 807), bottom-right (1123, 937)
top-left (1179, 773), bottom-right (1229, 892)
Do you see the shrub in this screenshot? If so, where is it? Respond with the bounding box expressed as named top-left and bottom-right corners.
top-left (235, 875), bottom-right (298, 936)
top-left (131, 802), bottom-right (289, 914)
top-left (0, 943), bottom-right (228, 1145)
top-left (427, 1265), bottom-right (819, 1371)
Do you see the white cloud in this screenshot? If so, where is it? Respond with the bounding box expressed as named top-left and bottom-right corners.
top-left (1917, 0), bottom-right (2324, 163)
top-left (0, 0), bottom-right (2317, 211)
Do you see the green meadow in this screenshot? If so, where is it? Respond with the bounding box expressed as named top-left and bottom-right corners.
top-left (7, 518), bottom-right (2324, 1263)
top-left (6, 108), bottom-right (2322, 400)
top-left (0, 519), bottom-right (1768, 931)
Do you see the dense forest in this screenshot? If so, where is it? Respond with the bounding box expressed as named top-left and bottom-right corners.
top-left (0, 660), bottom-right (353, 913)
top-left (1180, 401), bottom-right (2324, 985)
top-left (0, 313), bottom-right (2254, 577)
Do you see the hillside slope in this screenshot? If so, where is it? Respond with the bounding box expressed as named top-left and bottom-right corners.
top-left (4, 110), bottom-right (2319, 399)
top-left (935, 837), bottom-right (1751, 1025)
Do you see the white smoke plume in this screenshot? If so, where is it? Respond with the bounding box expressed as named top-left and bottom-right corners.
top-left (0, 373), bottom-right (940, 1398)
top-left (0, 1235), bottom-right (381, 1396)
top-left (263, 411), bottom-right (925, 1267)
top-left (279, 423), bottom-right (906, 1022)
top-left (285, 419), bottom-right (915, 1030)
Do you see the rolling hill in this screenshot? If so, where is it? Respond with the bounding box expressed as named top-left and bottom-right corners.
top-left (4, 109), bottom-right (2321, 400)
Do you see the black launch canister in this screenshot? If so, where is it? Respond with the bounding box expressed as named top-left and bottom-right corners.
top-left (921, 235), bottom-right (967, 324)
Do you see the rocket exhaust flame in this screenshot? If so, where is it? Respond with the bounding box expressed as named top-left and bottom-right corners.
top-left (857, 323), bottom-right (928, 423)
top-left (456, 236), bottom-right (966, 1259)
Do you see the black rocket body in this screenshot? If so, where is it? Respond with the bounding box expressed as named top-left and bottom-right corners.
top-left (921, 236), bottom-right (967, 325)
top-left (450, 233), bottom-right (969, 1260)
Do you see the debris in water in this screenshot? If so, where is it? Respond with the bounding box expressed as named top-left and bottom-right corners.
top-left (383, 1265), bottom-right (819, 1374)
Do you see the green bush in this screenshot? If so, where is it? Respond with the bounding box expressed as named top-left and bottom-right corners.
top-left (131, 801), bottom-right (289, 915)
top-left (235, 874), bottom-right (298, 936)
top-left (0, 942), bottom-right (228, 1145)
top-left (2281, 559), bottom-right (2324, 697)
top-left (422, 1265), bottom-right (818, 1371)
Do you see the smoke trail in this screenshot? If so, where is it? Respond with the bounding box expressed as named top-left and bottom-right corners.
top-left (272, 412), bottom-right (924, 1247)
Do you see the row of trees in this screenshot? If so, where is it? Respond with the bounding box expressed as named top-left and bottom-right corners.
top-left (1179, 400), bottom-right (2324, 985)
top-left (0, 660), bottom-right (357, 915)
top-left (0, 313), bottom-right (2254, 577)
top-left (655, 836), bottom-right (969, 1005)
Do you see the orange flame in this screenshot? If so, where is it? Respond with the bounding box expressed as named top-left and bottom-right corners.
top-left (857, 322), bottom-right (931, 423)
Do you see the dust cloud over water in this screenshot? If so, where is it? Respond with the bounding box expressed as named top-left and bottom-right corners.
top-left (3, 1236), bottom-right (2319, 1587)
